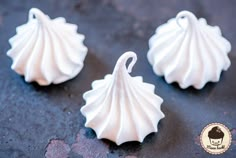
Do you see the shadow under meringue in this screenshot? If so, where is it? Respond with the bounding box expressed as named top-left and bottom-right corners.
top-left (157, 75), bottom-right (219, 98)
top-left (25, 48), bottom-right (107, 98)
top-left (105, 104), bottom-right (189, 157)
top-left (170, 80), bottom-right (217, 96)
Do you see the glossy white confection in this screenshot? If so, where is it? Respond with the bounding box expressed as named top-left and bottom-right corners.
top-left (7, 8), bottom-right (88, 85)
top-left (81, 51), bottom-right (165, 145)
top-left (147, 10), bottom-right (231, 89)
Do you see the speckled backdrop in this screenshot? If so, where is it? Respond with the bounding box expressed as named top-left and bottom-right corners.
top-left (0, 0), bottom-right (236, 158)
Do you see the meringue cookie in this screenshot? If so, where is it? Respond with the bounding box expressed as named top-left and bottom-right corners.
top-left (81, 51), bottom-right (165, 145)
top-left (147, 10), bottom-right (231, 89)
top-left (7, 8), bottom-right (88, 85)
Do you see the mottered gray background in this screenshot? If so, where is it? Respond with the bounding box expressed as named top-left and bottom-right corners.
top-left (0, 0), bottom-right (236, 157)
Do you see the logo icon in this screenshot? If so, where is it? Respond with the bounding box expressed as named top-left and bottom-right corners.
top-left (200, 123), bottom-right (232, 155)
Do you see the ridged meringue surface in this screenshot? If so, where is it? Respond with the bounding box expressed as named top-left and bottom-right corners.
top-left (147, 10), bottom-right (231, 89)
top-left (7, 8), bottom-right (88, 85)
top-left (81, 51), bottom-right (165, 145)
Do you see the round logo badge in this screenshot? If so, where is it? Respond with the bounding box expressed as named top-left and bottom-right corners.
top-left (200, 123), bottom-right (232, 155)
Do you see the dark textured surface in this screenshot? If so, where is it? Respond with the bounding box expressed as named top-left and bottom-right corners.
top-left (0, 0), bottom-right (236, 157)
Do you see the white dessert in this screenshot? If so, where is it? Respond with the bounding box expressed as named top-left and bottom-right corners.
top-left (147, 10), bottom-right (231, 89)
top-left (81, 51), bottom-right (165, 145)
top-left (7, 8), bottom-right (88, 85)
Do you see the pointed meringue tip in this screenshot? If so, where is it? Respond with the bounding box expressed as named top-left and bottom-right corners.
top-left (37, 80), bottom-right (50, 86)
top-left (179, 83), bottom-right (205, 90)
top-left (28, 8), bottom-right (47, 23)
top-left (84, 122), bottom-right (89, 127)
top-left (114, 139), bottom-right (123, 146)
top-left (176, 10), bottom-right (196, 20)
top-left (84, 121), bottom-right (93, 129)
top-left (161, 112), bottom-right (165, 119)
top-left (159, 97), bottom-right (164, 104)
top-left (177, 10), bottom-right (194, 17)
top-left (6, 50), bottom-right (11, 57)
top-left (138, 137), bottom-right (145, 143)
top-left (80, 106), bottom-right (85, 115)
top-left (113, 51), bottom-right (137, 74)
top-left (80, 34), bottom-right (86, 41)
top-left (82, 91), bottom-right (90, 101)
top-left (8, 37), bottom-right (14, 45)
top-left (29, 8), bottom-right (41, 13)
top-left (176, 10), bottom-right (198, 28)
top-left (193, 84), bottom-right (205, 90)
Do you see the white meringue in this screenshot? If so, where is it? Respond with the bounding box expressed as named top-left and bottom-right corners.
top-left (147, 10), bottom-right (231, 89)
top-left (7, 8), bottom-right (88, 85)
top-left (81, 51), bottom-right (165, 145)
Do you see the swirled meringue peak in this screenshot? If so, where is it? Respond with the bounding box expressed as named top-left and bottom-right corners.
top-left (147, 10), bottom-right (231, 89)
top-left (7, 8), bottom-right (88, 85)
top-left (81, 51), bottom-right (165, 145)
